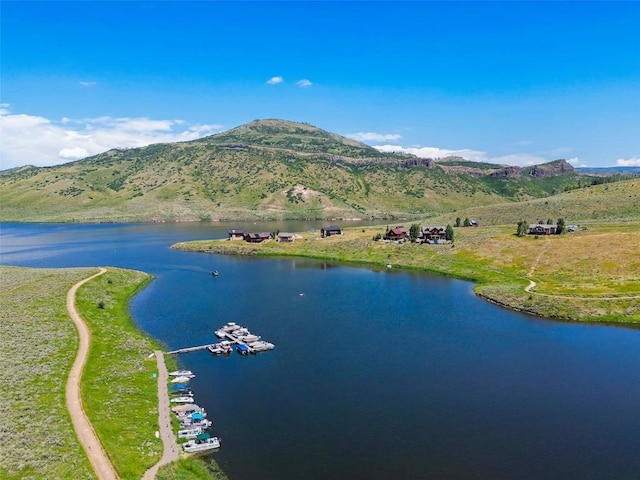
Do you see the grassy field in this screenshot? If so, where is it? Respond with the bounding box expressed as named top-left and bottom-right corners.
top-left (173, 221), bottom-right (640, 323)
top-left (0, 266), bottom-right (97, 479)
top-left (0, 266), bottom-right (227, 480)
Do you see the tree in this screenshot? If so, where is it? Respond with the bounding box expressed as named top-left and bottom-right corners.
top-left (516, 220), bottom-right (529, 237)
top-left (409, 223), bottom-right (421, 241)
top-left (463, 217), bottom-right (471, 227)
top-left (556, 218), bottom-right (565, 234)
top-left (546, 218), bottom-right (553, 224)
top-left (445, 224), bottom-right (454, 242)
top-left (455, 217), bottom-right (461, 227)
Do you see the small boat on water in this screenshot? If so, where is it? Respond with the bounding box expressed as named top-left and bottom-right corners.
top-left (171, 375), bottom-right (193, 383)
top-left (168, 370), bottom-right (193, 377)
top-left (171, 396), bottom-right (195, 404)
top-left (170, 390), bottom-right (193, 397)
top-left (207, 341), bottom-right (233, 355)
top-left (212, 270), bottom-right (219, 277)
top-left (172, 404), bottom-right (203, 413)
top-left (178, 426), bottom-right (205, 439)
top-left (180, 417), bottom-right (212, 429)
top-left (236, 344), bottom-right (250, 355)
top-left (248, 340), bottom-right (275, 353)
top-left (183, 433), bottom-right (221, 453)
top-left (169, 384), bottom-right (190, 391)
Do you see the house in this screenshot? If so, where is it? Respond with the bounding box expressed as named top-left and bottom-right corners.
top-left (420, 226), bottom-right (446, 243)
top-left (528, 224), bottom-right (557, 235)
top-left (277, 232), bottom-right (295, 242)
top-left (383, 226), bottom-right (409, 241)
top-left (320, 226), bottom-right (343, 237)
top-left (245, 232), bottom-right (272, 243)
top-left (228, 229), bottom-right (248, 240)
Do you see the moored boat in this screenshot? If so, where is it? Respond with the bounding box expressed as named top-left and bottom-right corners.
top-left (236, 344), bottom-right (250, 355)
top-left (178, 426), bottom-right (205, 439)
top-left (168, 370), bottom-right (193, 377)
top-left (248, 340), bottom-right (275, 352)
top-left (183, 433), bottom-right (221, 453)
top-left (171, 396), bottom-right (195, 403)
top-left (171, 375), bottom-right (193, 383)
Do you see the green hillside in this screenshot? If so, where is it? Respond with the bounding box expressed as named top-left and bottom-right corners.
top-left (0, 119), bottom-right (603, 223)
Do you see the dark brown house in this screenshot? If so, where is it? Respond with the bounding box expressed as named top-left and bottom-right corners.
top-left (383, 226), bottom-right (409, 241)
top-left (321, 226), bottom-right (343, 237)
top-left (245, 232), bottom-right (272, 243)
top-left (528, 224), bottom-right (557, 235)
top-left (420, 226), bottom-right (446, 243)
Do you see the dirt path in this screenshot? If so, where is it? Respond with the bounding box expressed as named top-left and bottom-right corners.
top-left (65, 268), bottom-right (120, 480)
top-left (141, 351), bottom-right (180, 480)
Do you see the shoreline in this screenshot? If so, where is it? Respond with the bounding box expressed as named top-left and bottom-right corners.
top-left (172, 222), bottom-right (640, 324)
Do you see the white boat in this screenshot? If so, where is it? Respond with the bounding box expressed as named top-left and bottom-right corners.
top-left (214, 329), bottom-right (226, 338)
top-left (207, 341), bottom-right (233, 355)
top-left (183, 433), bottom-right (221, 453)
top-left (168, 370), bottom-right (193, 377)
top-left (171, 375), bottom-right (193, 383)
top-left (178, 426), bottom-right (205, 439)
top-left (180, 418), bottom-right (212, 429)
top-left (171, 396), bottom-right (195, 403)
top-left (172, 404), bottom-right (201, 413)
top-left (237, 333), bottom-right (260, 343)
top-left (248, 340), bottom-right (275, 352)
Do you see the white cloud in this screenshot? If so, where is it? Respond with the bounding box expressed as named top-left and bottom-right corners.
top-left (59, 147), bottom-right (89, 159)
top-left (267, 76), bottom-right (284, 85)
top-left (0, 105), bottom-right (224, 170)
top-left (488, 153), bottom-right (551, 166)
top-left (616, 157), bottom-right (640, 166)
top-left (79, 81), bottom-right (97, 87)
top-left (347, 132), bottom-right (402, 143)
top-left (297, 79), bottom-right (312, 88)
top-left (374, 144), bottom-right (488, 162)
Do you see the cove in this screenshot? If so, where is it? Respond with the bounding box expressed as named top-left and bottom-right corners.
top-left (2, 222), bottom-right (640, 479)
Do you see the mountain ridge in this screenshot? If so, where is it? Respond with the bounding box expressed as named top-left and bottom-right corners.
top-left (0, 119), bottom-right (604, 223)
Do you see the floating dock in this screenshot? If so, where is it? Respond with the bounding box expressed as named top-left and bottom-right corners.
top-left (167, 323), bottom-right (274, 355)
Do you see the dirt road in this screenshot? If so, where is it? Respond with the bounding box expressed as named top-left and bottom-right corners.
top-left (65, 268), bottom-right (120, 480)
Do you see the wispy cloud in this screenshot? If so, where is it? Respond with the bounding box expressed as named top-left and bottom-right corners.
top-left (0, 104), bottom-right (224, 169)
top-left (296, 79), bottom-right (312, 88)
top-left (347, 132), bottom-right (402, 143)
top-left (374, 144), bottom-right (487, 162)
top-left (266, 76), bottom-right (284, 85)
top-left (616, 157), bottom-right (640, 166)
top-left (79, 81), bottom-right (97, 87)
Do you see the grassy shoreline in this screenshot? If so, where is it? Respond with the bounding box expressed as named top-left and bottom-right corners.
top-left (0, 266), bottom-right (226, 480)
top-left (172, 221), bottom-right (640, 324)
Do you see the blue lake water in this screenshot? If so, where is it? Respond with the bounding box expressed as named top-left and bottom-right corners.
top-left (2, 222), bottom-right (640, 480)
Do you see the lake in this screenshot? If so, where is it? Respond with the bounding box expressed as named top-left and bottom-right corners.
top-left (2, 222), bottom-right (640, 480)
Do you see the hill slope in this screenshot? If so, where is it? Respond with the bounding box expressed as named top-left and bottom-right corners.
top-left (0, 119), bottom-right (594, 223)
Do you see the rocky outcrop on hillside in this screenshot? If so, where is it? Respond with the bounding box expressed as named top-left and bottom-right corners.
top-left (526, 160), bottom-right (576, 178)
top-left (489, 166), bottom-right (522, 178)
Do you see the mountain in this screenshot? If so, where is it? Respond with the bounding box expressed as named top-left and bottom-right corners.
top-left (0, 119), bottom-right (593, 223)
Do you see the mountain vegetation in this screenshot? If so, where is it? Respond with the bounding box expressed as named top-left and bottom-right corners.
top-left (0, 119), bottom-right (623, 223)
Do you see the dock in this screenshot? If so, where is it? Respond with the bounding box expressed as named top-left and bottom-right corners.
top-left (167, 323), bottom-right (275, 355)
top-left (167, 344), bottom-right (218, 355)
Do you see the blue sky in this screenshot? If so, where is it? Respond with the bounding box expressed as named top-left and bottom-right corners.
top-left (1, 1), bottom-right (639, 169)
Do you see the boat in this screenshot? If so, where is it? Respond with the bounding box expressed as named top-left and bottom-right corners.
top-left (171, 396), bottom-right (195, 403)
top-left (168, 370), bottom-right (193, 377)
top-left (169, 384), bottom-right (190, 391)
top-left (180, 417), bottom-right (212, 429)
top-left (248, 340), bottom-right (275, 352)
top-left (171, 376), bottom-right (193, 383)
top-left (207, 341), bottom-right (233, 355)
top-left (236, 344), bottom-right (250, 355)
top-left (172, 404), bottom-right (202, 413)
top-left (237, 333), bottom-right (260, 343)
top-left (170, 390), bottom-right (193, 397)
top-left (178, 426), bottom-right (205, 439)
top-left (183, 433), bottom-right (221, 453)
top-left (215, 322), bottom-right (241, 338)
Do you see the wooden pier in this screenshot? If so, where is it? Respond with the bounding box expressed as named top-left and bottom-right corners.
top-left (167, 344), bottom-right (217, 355)
top-left (167, 324), bottom-right (273, 355)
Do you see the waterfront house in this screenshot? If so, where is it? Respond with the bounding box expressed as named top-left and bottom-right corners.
top-left (228, 228), bottom-right (248, 240)
top-left (321, 226), bottom-right (343, 237)
top-left (420, 226), bottom-right (447, 243)
top-left (528, 224), bottom-right (557, 235)
top-left (245, 232), bottom-right (272, 243)
top-left (383, 226), bottom-right (409, 241)
top-left (277, 232), bottom-right (295, 242)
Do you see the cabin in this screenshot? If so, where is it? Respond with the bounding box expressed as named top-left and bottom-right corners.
top-left (277, 232), bottom-right (295, 242)
top-left (228, 228), bottom-right (248, 241)
top-left (528, 224), bottom-right (557, 235)
top-left (245, 232), bottom-right (272, 243)
top-left (420, 226), bottom-right (446, 243)
top-left (320, 226), bottom-right (343, 237)
top-left (383, 226), bottom-right (409, 241)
